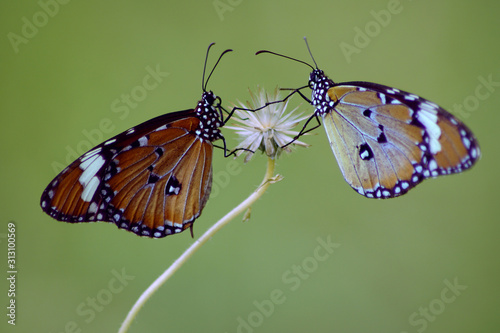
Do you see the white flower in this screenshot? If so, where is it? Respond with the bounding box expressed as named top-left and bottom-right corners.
top-left (226, 87), bottom-right (311, 162)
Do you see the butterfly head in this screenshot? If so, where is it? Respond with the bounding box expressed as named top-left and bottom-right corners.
top-left (201, 90), bottom-right (217, 106)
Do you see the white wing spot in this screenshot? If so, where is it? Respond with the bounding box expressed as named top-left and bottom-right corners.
top-left (463, 137), bottom-right (471, 149)
top-left (420, 101), bottom-right (438, 114)
top-left (82, 147), bottom-right (102, 160)
top-left (155, 125), bottom-right (168, 132)
top-left (169, 185), bottom-right (180, 195)
top-left (88, 202), bottom-right (98, 214)
top-left (405, 94), bottom-right (419, 101)
top-left (79, 154), bottom-right (105, 187)
top-left (360, 149), bottom-right (370, 159)
top-left (104, 138), bottom-right (116, 145)
top-left (81, 176), bottom-right (100, 202)
top-left (378, 93), bottom-right (386, 104)
top-left (417, 111), bottom-right (442, 154)
top-left (429, 160), bottom-right (438, 171)
top-left (138, 136), bottom-right (148, 146)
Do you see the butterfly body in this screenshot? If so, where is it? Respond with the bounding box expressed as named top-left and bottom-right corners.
top-left (308, 68), bottom-right (480, 198)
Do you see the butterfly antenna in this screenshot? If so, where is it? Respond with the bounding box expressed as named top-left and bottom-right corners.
top-left (204, 46), bottom-right (233, 91)
top-left (256, 49), bottom-right (314, 70)
top-left (303, 37), bottom-right (319, 69)
top-left (202, 43), bottom-right (216, 92)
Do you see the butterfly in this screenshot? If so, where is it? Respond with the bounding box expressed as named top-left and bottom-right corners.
top-left (256, 38), bottom-right (480, 199)
top-left (40, 43), bottom-right (236, 238)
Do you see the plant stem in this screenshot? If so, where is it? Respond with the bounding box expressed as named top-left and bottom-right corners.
top-left (118, 157), bottom-right (277, 333)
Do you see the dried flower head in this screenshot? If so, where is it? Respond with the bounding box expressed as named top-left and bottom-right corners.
top-left (226, 87), bottom-right (310, 162)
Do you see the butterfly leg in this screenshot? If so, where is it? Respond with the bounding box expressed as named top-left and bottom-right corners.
top-left (279, 87), bottom-right (312, 104)
top-left (189, 223), bottom-right (195, 238)
top-left (212, 136), bottom-right (253, 158)
top-left (222, 85), bottom-right (310, 125)
top-left (282, 114), bottom-right (321, 148)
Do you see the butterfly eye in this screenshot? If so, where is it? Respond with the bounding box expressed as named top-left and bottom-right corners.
top-left (309, 71), bottom-right (316, 82)
top-left (203, 91), bottom-right (215, 105)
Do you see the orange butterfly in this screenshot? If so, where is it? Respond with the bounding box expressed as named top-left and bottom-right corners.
top-left (41, 43), bottom-right (235, 237)
top-left (257, 39), bottom-right (480, 198)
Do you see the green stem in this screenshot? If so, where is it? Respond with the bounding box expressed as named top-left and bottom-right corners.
top-left (118, 157), bottom-right (277, 333)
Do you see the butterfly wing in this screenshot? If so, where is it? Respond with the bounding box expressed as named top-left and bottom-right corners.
top-left (40, 110), bottom-right (214, 237)
top-left (322, 82), bottom-right (480, 198)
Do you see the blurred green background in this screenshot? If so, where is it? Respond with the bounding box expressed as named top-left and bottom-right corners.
top-left (1, 0), bottom-right (499, 332)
